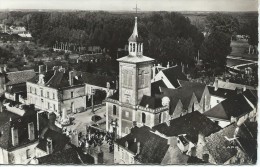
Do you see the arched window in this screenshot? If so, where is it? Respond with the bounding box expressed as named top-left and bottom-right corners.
top-left (130, 43), bottom-right (132, 52)
top-left (159, 113), bottom-right (162, 123)
top-left (133, 43), bottom-right (135, 52)
top-left (142, 113), bottom-right (146, 123)
top-left (113, 105), bottom-right (117, 115)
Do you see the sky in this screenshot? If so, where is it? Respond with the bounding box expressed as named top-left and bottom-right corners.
top-left (0, 0), bottom-right (258, 12)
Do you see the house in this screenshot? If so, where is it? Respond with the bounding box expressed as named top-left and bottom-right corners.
top-left (27, 65), bottom-right (87, 116)
top-left (36, 147), bottom-right (94, 164)
top-left (0, 104), bottom-right (39, 164)
top-left (203, 94), bottom-right (255, 128)
top-left (203, 121), bottom-right (257, 164)
top-left (114, 126), bottom-right (170, 164)
top-left (0, 69), bottom-right (36, 100)
top-left (152, 65), bottom-right (188, 89)
top-left (152, 111), bottom-right (221, 161)
top-left (200, 84), bottom-right (237, 112)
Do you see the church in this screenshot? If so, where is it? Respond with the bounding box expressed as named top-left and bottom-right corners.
top-left (105, 17), bottom-right (170, 137)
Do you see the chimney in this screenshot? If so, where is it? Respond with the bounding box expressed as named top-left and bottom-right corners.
top-left (214, 79), bottom-right (218, 91)
top-left (196, 132), bottom-right (206, 160)
top-left (11, 127), bottom-right (19, 146)
top-left (136, 142), bottom-right (140, 155)
top-left (46, 137), bottom-right (53, 154)
top-left (243, 85), bottom-right (246, 92)
top-left (106, 82), bottom-right (110, 89)
top-left (71, 130), bottom-right (79, 147)
top-left (125, 141), bottom-right (128, 148)
top-left (182, 64), bottom-right (185, 73)
top-left (3, 65), bottom-right (7, 72)
top-left (69, 71), bottom-right (74, 86)
top-left (28, 122), bottom-right (35, 141)
top-left (0, 101), bottom-right (3, 112)
top-left (39, 65), bottom-right (44, 74)
top-left (167, 62), bottom-right (170, 68)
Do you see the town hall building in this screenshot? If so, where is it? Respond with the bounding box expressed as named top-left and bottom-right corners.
top-left (106, 17), bottom-right (170, 137)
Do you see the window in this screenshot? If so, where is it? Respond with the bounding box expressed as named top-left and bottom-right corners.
top-left (26, 149), bottom-right (31, 159)
top-left (113, 105), bottom-right (117, 115)
top-left (133, 43), bottom-right (135, 52)
top-left (123, 71), bottom-right (127, 86)
top-left (159, 113), bottom-right (162, 123)
top-left (130, 43), bottom-right (132, 52)
top-left (142, 113), bottom-right (146, 123)
top-left (71, 92), bottom-right (74, 98)
top-left (125, 127), bottom-right (129, 134)
top-left (125, 111), bottom-right (129, 118)
top-left (47, 92), bottom-right (49, 98)
top-left (53, 93), bottom-right (55, 99)
top-left (47, 102), bottom-right (50, 109)
top-left (29, 87), bottom-right (32, 93)
top-left (128, 72), bottom-right (132, 88)
top-left (53, 104), bottom-right (56, 111)
top-left (35, 88), bottom-right (37, 95)
top-left (40, 89), bottom-right (43, 96)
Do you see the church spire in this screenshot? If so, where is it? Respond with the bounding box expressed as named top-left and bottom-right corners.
top-left (128, 17), bottom-right (138, 42)
top-left (128, 17), bottom-right (143, 57)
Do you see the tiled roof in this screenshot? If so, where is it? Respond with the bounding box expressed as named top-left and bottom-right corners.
top-left (37, 128), bottom-right (69, 153)
top-left (152, 111), bottom-right (221, 143)
top-left (207, 86), bottom-right (237, 98)
top-left (204, 94), bottom-right (253, 120)
top-left (81, 72), bottom-right (117, 89)
top-left (38, 147), bottom-right (94, 164)
top-left (161, 66), bottom-right (188, 88)
top-left (139, 95), bottom-right (163, 109)
top-left (205, 123), bottom-right (238, 164)
top-left (151, 80), bottom-right (167, 96)
top-left (115, 126), bottom-right (169, 164)
top-left (5, 70), bottom-right (36, 85)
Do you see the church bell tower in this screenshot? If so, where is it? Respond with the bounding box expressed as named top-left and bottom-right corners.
top-left (115, 17), bottom-right (154, 137)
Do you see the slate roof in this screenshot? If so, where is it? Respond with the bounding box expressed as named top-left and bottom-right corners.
top-left (37, 128), bottom-right (69, 153)
top-left (81, 72), bottom-right (117, 89)
top-left (151, 80), bottom-right (167, 96)
top-left (5, 70), bottom-right (36, 86)
top-left (152, 111), bottom-right (221, 143)
top-left (207, 86), bottom-right (237, 99)
top-left (205, 123), bottom-right (238, 164)
top-left (204, 94), bottom-right (253, 120)
top-left (38, 147), bottom-right (94, 164)
top-left (139, 95), bottom-right (163, 109)
top-left (161, 66), bottom-right (188, 88)
top-left (117, 55), bottom-right (154, 64)
top-left (115, 126), bottom-right (169, 164)
top-left (28, 70), bottom-right (84, 89)
top-left (0, 110), bottom-right (38, 151)
top-left (217, 80), bottom-right (257, 90)
top-left (158, 81), bottom-right (205, 113)
top-left (242, 89), bottom-right (257, 106)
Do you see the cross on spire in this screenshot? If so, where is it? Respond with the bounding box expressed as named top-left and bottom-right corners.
top-left (133, 3), bottom-right (141, 14)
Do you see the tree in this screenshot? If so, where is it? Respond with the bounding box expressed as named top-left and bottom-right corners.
top-left (200, 31), bottom-right (231, 74)
top-left (205, 13), bottom-right (239, 36)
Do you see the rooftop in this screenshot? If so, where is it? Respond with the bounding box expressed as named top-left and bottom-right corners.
top-left (115, 126), bottom-right (169, 164)
top-left (161, 66), bottom-right (188, 88)
top-left (152, 111), bottom-right (221, 143)
top-left (204, 94), bottom-right (253, 120)
top-left (5, 70), bottom-right (36, 86)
